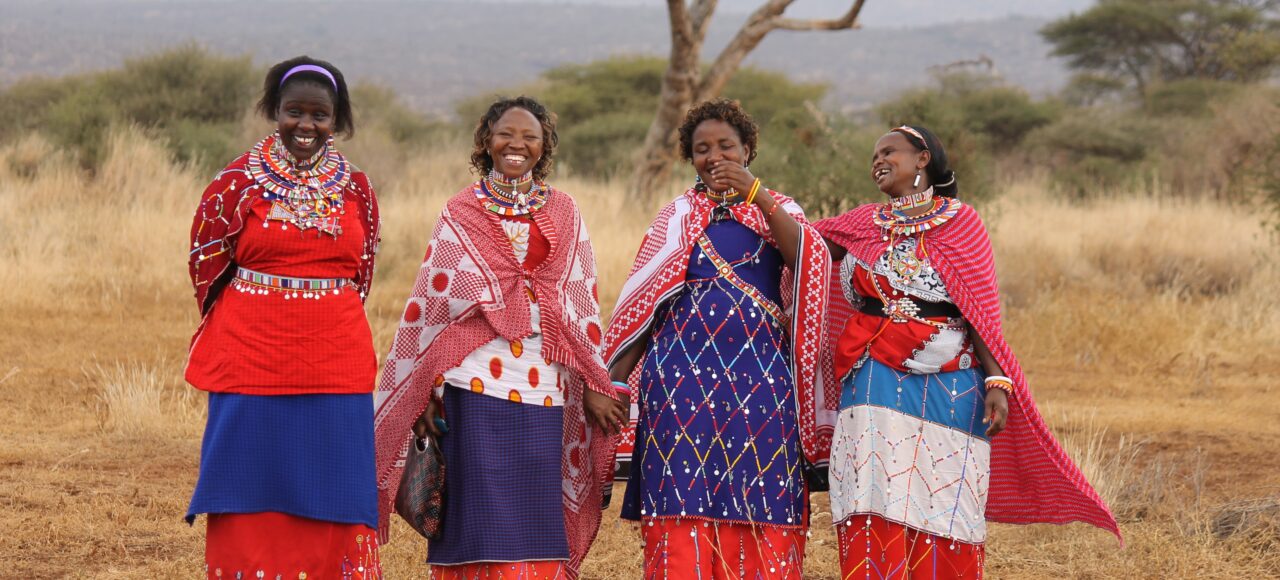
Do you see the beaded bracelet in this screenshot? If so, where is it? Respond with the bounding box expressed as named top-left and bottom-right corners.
top-left (611, 380), bottom-right (632, 397)
top-left (766, 200), bottom-right (780, 220)
top-left (984, 375), bottom-right (1015, 396)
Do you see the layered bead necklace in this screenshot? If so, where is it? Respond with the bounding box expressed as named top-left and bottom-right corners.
top-left (247, 132), bottom-right (350, 237)
top-left (871, 189), bottom-right (960, 285)
top-left (476, 169), bottom-right (549, 216)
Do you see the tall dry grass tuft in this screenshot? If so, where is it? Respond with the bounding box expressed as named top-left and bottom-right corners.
top-left (91, 359), bottom-right (202, 438)
top-left (3, 127), bottom-right (1279, 577)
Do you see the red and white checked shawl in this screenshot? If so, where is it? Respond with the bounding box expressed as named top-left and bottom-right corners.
top-left (373, 185), bottom-right (616, 574)
top-left (602, 188), bottom-right (836, 464)
top-left (815, 202), bottom-right (1122, 541)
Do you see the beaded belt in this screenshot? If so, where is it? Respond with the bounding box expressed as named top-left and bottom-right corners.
top-left (860, 296), bottom-right (962, 321)
top-left (232, 267), bottom-right (352, 299)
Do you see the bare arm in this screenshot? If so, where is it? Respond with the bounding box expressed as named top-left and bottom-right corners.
top-left (969, 325), bottom-right (1009, 437)
top-left (824, 237), bottom-right (848, 262)
top-left (608, 335), bottom-right (649, 384)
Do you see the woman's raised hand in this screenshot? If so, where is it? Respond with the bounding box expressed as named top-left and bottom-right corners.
top-left (707, 160), bottom-right (756, 195)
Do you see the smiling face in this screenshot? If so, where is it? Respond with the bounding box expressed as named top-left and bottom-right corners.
top-left (276, 81), bottom-right (336, 163)
top-left (487, 107), bottom-right (544, 179)
top-left (871, 131), bottom-right (930, 196)
top-left (690, 119), bottom-right (750, 193)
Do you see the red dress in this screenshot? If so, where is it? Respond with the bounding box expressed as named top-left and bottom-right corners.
top-left (185, 191), bottom-right (377, 395)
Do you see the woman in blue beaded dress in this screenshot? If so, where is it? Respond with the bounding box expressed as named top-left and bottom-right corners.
top-left (602, 99), bottom-right (831, 579)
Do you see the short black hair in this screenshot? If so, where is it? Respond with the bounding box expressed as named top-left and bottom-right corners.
top-left (470, 96), bottom-right (559, 182)
top-left (257, 56), bottom-right (354, 137)
top-left (678, 98), bottom-right (760, 165)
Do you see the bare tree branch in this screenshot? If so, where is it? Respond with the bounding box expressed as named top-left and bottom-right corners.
top-left (774, 0), bottom-right (866, 31)
top-left (697, 0), bottom-right (866, 100)
top-left (690, 0), bottom-right (719, 38)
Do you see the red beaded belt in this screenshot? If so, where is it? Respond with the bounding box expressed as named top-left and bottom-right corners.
top-left (232, 267), bottom-right (352, 299)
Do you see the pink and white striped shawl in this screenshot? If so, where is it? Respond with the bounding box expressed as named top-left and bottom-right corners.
top-left (602, 188), bottom-right (835, 465)
top-left (373, 185), bottom-right (616, 576)
top-left (815, 202), bottom-right (1122, 541)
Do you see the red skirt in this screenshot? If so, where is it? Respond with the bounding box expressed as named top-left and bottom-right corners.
top-left (205, 512), bottom-right (382, 579)
top-left (836, 515), bottom-right (983, 579)
top-left (642, 519), bottom-right (806, 579)
top-left (429, 561), bottom-right (569, 579)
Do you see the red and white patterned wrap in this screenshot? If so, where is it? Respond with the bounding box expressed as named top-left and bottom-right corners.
top-left (815, 202), bottom-right (1122, 541)
top-left (373, 185), bottom-right (615, 576)
top-left (602, 188), bottom-right (835, 464)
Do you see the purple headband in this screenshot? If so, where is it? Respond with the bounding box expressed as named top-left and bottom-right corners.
top-left (280, 64), bottom-right (338, 91)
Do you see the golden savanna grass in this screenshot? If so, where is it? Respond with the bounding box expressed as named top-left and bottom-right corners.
top-left (1, 127), bottom-right (1278, 578)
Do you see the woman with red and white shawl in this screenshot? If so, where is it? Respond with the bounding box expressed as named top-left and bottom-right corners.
top-left (185, 57), bottom-right (383, 578)
top-left (814, 125), bottom-right (1121, 578)
top-left (373, 97), bottom-right (624, 579)
top-left (603, 99), bottom-right (831, 578)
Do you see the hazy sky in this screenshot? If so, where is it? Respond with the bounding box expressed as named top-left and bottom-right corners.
top-left (487, 0), bottom-right (1095, 27)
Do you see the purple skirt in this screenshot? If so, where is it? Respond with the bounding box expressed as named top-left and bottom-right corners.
top-left (427, 386), bottom-right (568, 565)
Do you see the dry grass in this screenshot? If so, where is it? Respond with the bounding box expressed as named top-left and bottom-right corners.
top-left (1, 128), bottom-right (1278, 578)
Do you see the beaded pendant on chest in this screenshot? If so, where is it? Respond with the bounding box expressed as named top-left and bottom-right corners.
top-left (248, 133), bottom-right (350, 238)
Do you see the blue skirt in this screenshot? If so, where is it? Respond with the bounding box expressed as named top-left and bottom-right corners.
top-left (186, 392), bottom-right (379, 529)
top-left (428, 386), bottom-right (569, 565)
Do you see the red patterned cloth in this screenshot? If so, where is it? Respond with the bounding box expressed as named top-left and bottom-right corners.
top-left (815, 203), bottom-right (1121, 541)
top-left (206, 512), bottom-right (382, 579)
top-left (373, 184), bottom-right (615, 577)
top-left (836, 515), bottom-right (984, 579)
top-left (186, 192), bottom-right (377, 394)
top-left (430, 562), bottom-right (568, 579)
top-left (602, 188), bottom-right (833, 464)
top-left (188, 148), bottom-right (380, 315)
top-left (641, 519), bottom-right (807, 579)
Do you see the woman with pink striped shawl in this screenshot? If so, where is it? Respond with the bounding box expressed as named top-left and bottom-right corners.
top-left (813, 125), bottom-right (1121, 578)
top-left (372, 97), bottom-right (626, 579)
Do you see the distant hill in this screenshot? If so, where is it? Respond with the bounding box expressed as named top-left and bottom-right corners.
top-left (0, 0), bottom-right (1069, 115)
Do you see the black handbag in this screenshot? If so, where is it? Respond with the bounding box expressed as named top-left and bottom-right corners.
top-left (802, 460), bottom-right (830, 492)
top-left (394, 435), bottom-right (446, 539)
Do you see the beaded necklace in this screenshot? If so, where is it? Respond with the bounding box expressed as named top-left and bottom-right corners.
top-left (476, 170), bottom-right (549, 216)
top-left (873, 196), bottom-right (960, 238)
top-left (871, 195), bottom-right (960, 298)
top-left (889, 187), bottom-right (934, 212)
top-left (247, 132), bottom-right (350, 237)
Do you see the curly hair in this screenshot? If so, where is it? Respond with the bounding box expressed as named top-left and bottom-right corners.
top-left (256, 56), bottom-right (354, 137)
top-left (470, 96), bottom-right (559, 182)
top-left (678, 98), bottom-right (759, 165)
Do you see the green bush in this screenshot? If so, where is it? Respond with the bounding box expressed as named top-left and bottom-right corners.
top-left (1027, 113), bottom-right (1153, 197)
top-left (1144, 79), bottom-right (1243, 118)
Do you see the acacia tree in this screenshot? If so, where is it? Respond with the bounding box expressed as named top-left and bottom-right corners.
top-left (631, 0), bottom-right (868, 194)
top-left (1041, 0), bottom-right (1280, 98)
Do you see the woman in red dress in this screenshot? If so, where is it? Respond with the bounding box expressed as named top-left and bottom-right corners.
top-left (185, 56), bottom-right (383, 579)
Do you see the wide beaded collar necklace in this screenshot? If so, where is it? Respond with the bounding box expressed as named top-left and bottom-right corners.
top-left (873, 196), bottom-right (960, 240)
top-left (247, 132), bottom-right (351, 237)
top-left (475, 170), bottom-right (549, 216)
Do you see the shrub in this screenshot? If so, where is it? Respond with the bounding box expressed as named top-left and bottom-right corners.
top-left (1027, 112), bottom-right (1153, 197)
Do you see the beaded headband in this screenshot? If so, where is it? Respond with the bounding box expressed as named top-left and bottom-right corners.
top-left (280, 64), bottom-right (338, 91)
top-left (893, 125), bottom-right (928, 150)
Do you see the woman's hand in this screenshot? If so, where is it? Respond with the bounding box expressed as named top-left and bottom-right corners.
top-left (983, 388), bottom-right (1009, 437)
top-left (584, 388), bottom-right (629, 436)
top-left (413, 397), bottom-right (445, 438)
top-left (707, 160), bottom-right (756, 195)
